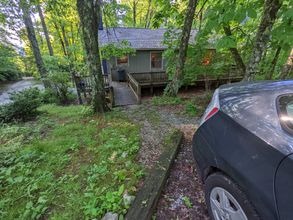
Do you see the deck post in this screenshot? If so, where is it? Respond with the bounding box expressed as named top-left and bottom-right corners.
top-left (150, 72), bottom-right (154, 95)
top-left (138, 85), bottom-right (141, 104)
top-left (109, 86), bottom-right (115, 107)
top-left (185, 85), bottom-right (188, 91)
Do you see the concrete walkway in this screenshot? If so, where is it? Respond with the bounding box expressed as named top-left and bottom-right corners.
top-left (0, 78), bottom-right (44, 105)
top-left (112, 81), bottom-right (138, 106)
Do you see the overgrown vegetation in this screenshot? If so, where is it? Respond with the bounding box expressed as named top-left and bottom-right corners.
top-left (0, 105), bottom-right (144, 219)
top-left (151, 94), bottom-right (212, 117)
top-left (151, 96), bottom-right (183, 106)
top-left (0, 87), bottom-right (42, 122)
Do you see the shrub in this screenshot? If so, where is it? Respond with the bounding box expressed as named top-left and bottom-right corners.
top-left (40, 88), bottom-right (77, 104)
top-left (184, 101), bottom-right (199, 116)
top-left (0, 87), bottom-right (42, 122)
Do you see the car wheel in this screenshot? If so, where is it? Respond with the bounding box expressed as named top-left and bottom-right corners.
top-left (205, 172), bottom-right (259, 220)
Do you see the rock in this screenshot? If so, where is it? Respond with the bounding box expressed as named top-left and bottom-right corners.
top-left (125, 161), bottom-right (131, 166)
top-left (123, 193), bottom-right (132, 205)
top-left (121, 152), bottom-right (127, 158)
top-left (101, 212), bottom-right (118, 220)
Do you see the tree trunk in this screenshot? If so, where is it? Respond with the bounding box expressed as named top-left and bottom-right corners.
top-left (60, 22), bottom-right (74, 83)
top-left (77, 0), bottom-right (110, 113)
top-left (53, 22), bottom-right (67, 56)
top-left (145, 0), bottom-right (151, 28)
top-left (133, 0), bottom-right (137, 26)
top-left (37, 4), bottom-right (54, 56)
top-left (243, 0), bottom-right (282, 81)
top-left (223, 24), bottom-right (246, 75)
top-left (279, 46), bottom-right (293, 80)
top-left (147, 6), bottom-right (156, 28)
top-left (20, 0), bottom-right (50, 88)
top-left (167, 0), bottom-right (198, 97)
top-left (265, 46), bottom-right (281, 80)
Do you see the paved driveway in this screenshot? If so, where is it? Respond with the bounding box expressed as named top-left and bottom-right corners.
top-left (0, 78), bottom-right (44, 105)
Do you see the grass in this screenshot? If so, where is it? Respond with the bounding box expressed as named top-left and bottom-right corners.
top-left (151, 96), bottom-right (183, 106)
top-left (0, 104), bottom-right (145, 220)
top-left (151, 94), bottom-right (212, 117)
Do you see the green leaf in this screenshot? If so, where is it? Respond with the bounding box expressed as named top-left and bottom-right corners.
top-left (226, 37), bottom-right (237, 48)
top-left (247, 9), bottom-right (257, 19)
top-left (223, 13), bottom-right (234, 24)
top-left (234, 9), bottom-right (246, 23)
top-left (38, 196), bottom-right (47, 204)
top-left (22, 210), bottom-right (30, 218)
top-left (14, 176), bottom-right (23, 183)
top-left (26, 201), bottom-right (33, 209)
top-left (118, 184), bottom-right (124, 196)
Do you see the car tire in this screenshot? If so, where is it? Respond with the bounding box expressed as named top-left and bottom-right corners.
top-left (205, 172), bottom-right (260, 220)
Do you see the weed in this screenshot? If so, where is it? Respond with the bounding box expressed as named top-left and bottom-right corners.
top-left (184, 102), bottom-right (199, 116)
top-left (182, 196), bottom-right (193, 208)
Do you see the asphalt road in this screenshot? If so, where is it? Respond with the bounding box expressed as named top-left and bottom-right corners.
top-left (0, 79), bottom-right (44, 105)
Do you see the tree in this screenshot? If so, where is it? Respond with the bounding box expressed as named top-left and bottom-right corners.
top-left (243, 0), bottom-right (282, 81)
top-left (279, 46), bottom-right (293, 80)
top-left (223, 24), bottom-right (246, 75)
top-left (37, 3), bottom-right (53, 56)
top-left (76, 0), bottom-right (110, 113)
top-left (20, 0), bottom-right (50, 88)
top-left (166, 0), bottom-right (198, 97)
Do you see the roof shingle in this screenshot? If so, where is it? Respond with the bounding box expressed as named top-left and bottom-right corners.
top-left (98, 27), bottom-right (198, 50)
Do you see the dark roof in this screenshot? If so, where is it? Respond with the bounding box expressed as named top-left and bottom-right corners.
top-left (98, 27), bottom-right (198, 50)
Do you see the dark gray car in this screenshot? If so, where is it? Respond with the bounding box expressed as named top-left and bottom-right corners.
top-left (192, 80), bottom-right (293, 220)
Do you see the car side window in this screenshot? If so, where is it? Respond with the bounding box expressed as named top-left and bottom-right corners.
top-left (277, 94), bottom-right (293, 134)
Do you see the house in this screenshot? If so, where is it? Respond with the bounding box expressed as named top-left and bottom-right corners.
top-left (98, 26), bottom-right (198, 81)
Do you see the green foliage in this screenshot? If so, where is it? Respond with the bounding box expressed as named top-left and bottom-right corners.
top-left (183, 38), bottom-right (233, 85)
top-left (0, 105), bottom-right (142, 219)
top-left (42, 55), bottom-right (75, 103)
top-left (101, 39), bottom-right (136, 60)
top-left (182, 196), bottom-right (192, 209)
top-left (151, 96), bottom-right (183, 106)
top-left (0, 87), bottom-right (42, 122)
top-left (0, 43), bottom-right (22, 82)
top-left (184, 102), bottom-right (198, 116)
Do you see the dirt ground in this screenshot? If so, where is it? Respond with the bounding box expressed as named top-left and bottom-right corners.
top-left (122, 85), bottom-right (212, 220)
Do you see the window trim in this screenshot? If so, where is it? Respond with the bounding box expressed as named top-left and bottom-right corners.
top-left (276, 93), bottom-right (293, 136)
top-left (150, 51), bottom-right (163, 70)
top-left (116, 54), bottom-right (129, 66)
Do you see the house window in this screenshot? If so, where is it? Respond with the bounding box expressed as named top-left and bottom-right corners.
top-left (117, 54), bottom-right (128, 66)
top-left (151, 52), bottom-right (163, 70)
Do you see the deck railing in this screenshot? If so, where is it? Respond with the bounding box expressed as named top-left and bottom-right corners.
top-left (130, 72), bottom-right (170, 85)
top-left (74, 74), bottom-right (114, 106)
top-left (127, 73), bottom-right (141, 103)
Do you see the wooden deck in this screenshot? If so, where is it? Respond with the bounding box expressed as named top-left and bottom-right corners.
top-left (127, 71), bottom-right (243, 103)
top-left (74, 74), bottom-right (114, 106)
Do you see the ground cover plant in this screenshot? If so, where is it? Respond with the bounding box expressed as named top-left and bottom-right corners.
top-left (0, 104), bottom-right (145, 219)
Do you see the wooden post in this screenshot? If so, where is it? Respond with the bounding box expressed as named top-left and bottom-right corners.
top-left (138, 85), bottom-right (141, 104)
top-left (216, 81), bottom-right (219, 88)
top-left (185, 85), bottom-right (188, 91)
top-left (109, 86), bottom-right (115, 108)
top-left (150, 72), bottom-right (154, 95)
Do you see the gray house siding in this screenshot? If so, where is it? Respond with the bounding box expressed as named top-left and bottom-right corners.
top-left (107, 50), bottom-right (168, 81)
